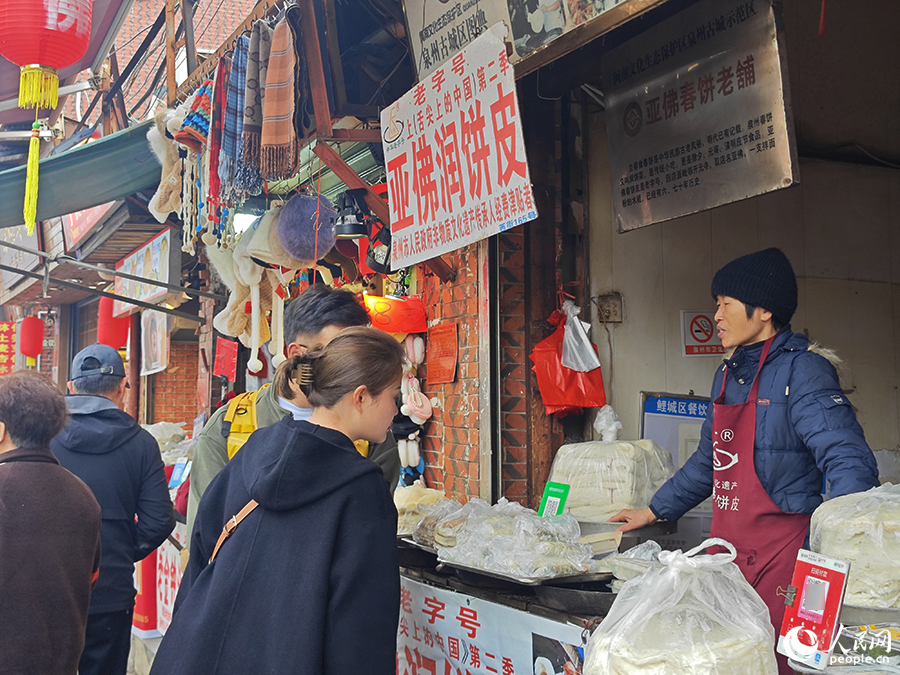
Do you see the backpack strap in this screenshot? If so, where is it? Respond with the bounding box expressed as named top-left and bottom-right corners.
top-left (209, 499), bottom-right (259, 564)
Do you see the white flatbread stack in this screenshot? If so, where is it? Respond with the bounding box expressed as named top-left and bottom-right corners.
top-left (811, 483), bottom-right (900, 608)
top-left (548, 439), bottom-right (674, 522)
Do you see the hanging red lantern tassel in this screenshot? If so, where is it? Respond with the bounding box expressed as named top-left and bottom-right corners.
top-left (0, 0), bottom-right (92, 234)
top-left (19, 315), bottom-right (44, 367)
top-left (97, 296), bottom-right (130, 348)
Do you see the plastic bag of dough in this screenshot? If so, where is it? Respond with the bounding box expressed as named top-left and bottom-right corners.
top-left (584, 538), bottom-right (777, 675)
top-left (394, 483), bottom-right (448, 536)
top-left (412, 499), bottom-right (461, 547)
top-left (548, 438), bottom-right (674, 523)
top-left (433, 498), bottom-right (494, 549)
top-left (810, 482), bottom-right (900, 609)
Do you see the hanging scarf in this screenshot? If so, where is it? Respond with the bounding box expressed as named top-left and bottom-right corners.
top-left (286, 4), bottom-right (312, 140)
top-left (219, 35), bottom-right (250, 200)
top-left (207, 57), bottom-right (230, 207)
top-left (260, 16), bottom-right (299, 181)
top-left (242, 20), bottom-right (274, 169)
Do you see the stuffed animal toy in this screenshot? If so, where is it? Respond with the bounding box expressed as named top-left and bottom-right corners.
top-left (276, 192), bottom-right (336, 262)
top-left (147, 109), bottom-right (183, 223)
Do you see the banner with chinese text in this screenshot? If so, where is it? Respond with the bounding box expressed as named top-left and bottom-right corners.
top-left (0, 322), bottom-right (16, 376)
top-left (398, 576), bottom-right (585, 675)
top-left (382, 24), bottom-right (537, 270)
top-left (602, 0), bottom-right (798, 232)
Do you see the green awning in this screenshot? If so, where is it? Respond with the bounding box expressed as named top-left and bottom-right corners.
top-left (0, 120), bottom-right (160, 229)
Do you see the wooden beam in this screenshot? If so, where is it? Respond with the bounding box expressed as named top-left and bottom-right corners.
top-left (298, 0), bottom-right (333, 137)
top-left (312, 142), bottom-right (455, 282)
top-left (322, 0), bottom-right (347, 113)
top-left (180, 0), bottom-right (198, 75)
top-left (164, 0), bottom-right (178, 105)
top-left (108, 50), bottom-right (129, 130)
top-left (323, 128), bottom-right (382, 143)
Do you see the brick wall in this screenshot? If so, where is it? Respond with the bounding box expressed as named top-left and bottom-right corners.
top-left (152, 341), bottom-right (199, 428)
top-left (498, 231), bottom-right (528, 502)
top-left (418, 245), bottom-right (481, 503)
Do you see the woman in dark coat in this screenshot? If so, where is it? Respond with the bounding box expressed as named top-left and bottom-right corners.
top-left (150, 327), bottom-right (405, 675)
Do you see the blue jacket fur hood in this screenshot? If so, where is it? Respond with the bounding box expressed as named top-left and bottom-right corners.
top-left (150, 417), bottom-right (400, 675)
top-left (51, 394), bottom-right (174, 613)
top-left (651, 328), bottom-right (879, 522)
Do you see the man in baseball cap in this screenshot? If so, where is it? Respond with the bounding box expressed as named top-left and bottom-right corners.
top-left (613, 248), bottom-right (878, 675)
top-left (51, 343), bottom-right (174, 675)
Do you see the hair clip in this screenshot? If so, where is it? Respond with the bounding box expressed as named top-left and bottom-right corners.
top-left (293, 362), bottom-right (314, 388)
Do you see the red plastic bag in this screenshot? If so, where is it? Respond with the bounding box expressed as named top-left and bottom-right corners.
top-left (529, 311), bottom-right (606, 416)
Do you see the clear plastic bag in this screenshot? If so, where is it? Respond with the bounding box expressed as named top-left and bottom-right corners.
top-left (394, 483), bottom-right (448, 536)
top-left (548, 439), bottom-right (674, 522)
top-left (412, 499), bottom-right (461, 547)
top-left (810, 482), bottom-right (900, 609)
top-left (584, 538), bottom-right (777, 675)
top-left (595, 539), bottom-right (662, 576)
top-left (560, 299), bottom-right (602, 372)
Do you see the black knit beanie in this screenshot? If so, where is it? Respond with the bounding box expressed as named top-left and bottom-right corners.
top-left (710, 248), bottom-right (798, 325)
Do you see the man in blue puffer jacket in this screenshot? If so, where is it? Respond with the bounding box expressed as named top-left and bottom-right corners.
top-left (613, 248), bottom-right (879, 675)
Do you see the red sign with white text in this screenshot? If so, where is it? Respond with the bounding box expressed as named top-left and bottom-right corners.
top-left (0, 322), bottom-right (17, 376)
top-left (381, 24), bottom-right (537, 270)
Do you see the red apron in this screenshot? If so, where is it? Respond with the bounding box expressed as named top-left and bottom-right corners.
top-left (708, 336), bottom-right (810, 675)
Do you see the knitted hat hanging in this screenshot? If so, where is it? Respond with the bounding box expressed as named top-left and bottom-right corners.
top-left (174, 79), bottom-right (213, 153)
top-left (0, 0), bottom-right (92, 235)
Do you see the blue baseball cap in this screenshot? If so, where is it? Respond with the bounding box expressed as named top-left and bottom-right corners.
top-left (72, 343), bottom-right (126, 379)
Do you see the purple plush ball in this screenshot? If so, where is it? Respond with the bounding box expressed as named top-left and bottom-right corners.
top-left (277, 192), bottom-right (336, 262)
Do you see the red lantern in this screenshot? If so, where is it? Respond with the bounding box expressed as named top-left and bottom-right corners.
top-left (0, 0), bottom-right (92, 234)
top-left (19, 315), bottom-right (44, 367)
top-left (97, 296), bottom-right (130, 348)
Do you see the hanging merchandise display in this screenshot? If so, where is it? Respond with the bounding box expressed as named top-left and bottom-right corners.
top-left (235, 20), bottom-right (274, 196)
top-left (219, 35), bottom-right (250, 203)
top-left (146, 109), bottom-right (184, 224)
top-left (276, 192), bottom-right (336, 263)
top-left (18, 315), bottom-right (44, 367)
top-left (204, 56), bottom-right (231, 245)
top-left (97, 296), bottom-right (130, 349)
top-left (0, 0), bottom-right (92, 234)
top-left (260, 8), bottom-right (308, 180)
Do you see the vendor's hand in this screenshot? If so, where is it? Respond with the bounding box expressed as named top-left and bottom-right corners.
top-left (610, 507), bottom-right (657, 533)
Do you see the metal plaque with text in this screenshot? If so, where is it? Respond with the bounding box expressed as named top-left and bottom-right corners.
top-left (602, 0), bottom-right (799, 232)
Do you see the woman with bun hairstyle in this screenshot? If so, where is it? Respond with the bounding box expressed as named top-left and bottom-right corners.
top-left (151, 327), bottom-right (406, 675)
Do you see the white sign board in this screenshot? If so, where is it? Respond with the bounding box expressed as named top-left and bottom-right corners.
top-left (382, 24), bottom-right (537, 270)
top-left (156, 521), bottom-right (186, 635)
top-left (398, 576), bottom-right (585, 675)
top-left (603, 0), bottom-right (799, 232)
top-left (113, 228), bottom-right (176, 317)
top-left (681, 310), bottom-right (725, 357)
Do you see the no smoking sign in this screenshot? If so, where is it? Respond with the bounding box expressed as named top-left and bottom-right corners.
top-left (682, 310), bottom-right (725, 357)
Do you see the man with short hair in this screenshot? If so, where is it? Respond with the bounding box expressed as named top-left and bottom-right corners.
top-left (0, 371), bottom-right (102, 675)
top-left (187, 284), bottom-right (401, 537)
top-left (52, 343), bottom-right (175, 675)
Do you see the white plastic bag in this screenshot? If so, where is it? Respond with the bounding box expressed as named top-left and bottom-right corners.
top-left (584, 538), bottom-right (777, 675)
top-left (548, 438), bottom-right (674, 522)
top-left (810, 482), bottom-right (900, 609)
top-left (560, 299), bottom-right (601, 372)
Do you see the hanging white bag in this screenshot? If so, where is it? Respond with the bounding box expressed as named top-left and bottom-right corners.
top-left (584, 538), bottom-right (777, 675)
top-left (560, 299), bottom-right (601, 372)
